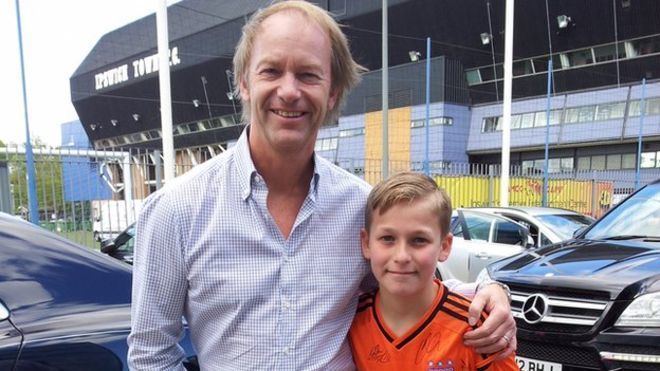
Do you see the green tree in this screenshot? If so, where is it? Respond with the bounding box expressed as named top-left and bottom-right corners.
top-left (7, 138), bottom-right (64, 219)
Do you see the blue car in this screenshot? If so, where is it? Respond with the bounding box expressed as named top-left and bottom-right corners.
top-left (0, 213), bottom-right (198, 370)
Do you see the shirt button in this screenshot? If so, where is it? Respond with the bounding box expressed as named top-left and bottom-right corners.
top-left (283, 255), bottom-right (290, 262)
top-left (283, 346), bottom-right (290, 355)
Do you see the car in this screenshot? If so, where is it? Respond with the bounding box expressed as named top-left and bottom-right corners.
top-left (101, 223), bottom-right (136, 264)
top-left (486, 179), bottom-right (660, 371)
top-left (0, 213), bottom-right (199, 370)
top-left (437, 209), bottom-right (534, 282)
top-left (474, 207), bottom-right (595, 247)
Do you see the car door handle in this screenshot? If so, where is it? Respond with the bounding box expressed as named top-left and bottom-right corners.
top-left (475, 252), bottom-right (491, 259)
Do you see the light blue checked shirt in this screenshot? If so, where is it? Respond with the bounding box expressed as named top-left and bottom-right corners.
top-left (128, 128), bottom-right (373, 370)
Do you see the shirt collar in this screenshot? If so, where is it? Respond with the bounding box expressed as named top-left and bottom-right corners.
top-left (235, 125), bottom-right (322, 201)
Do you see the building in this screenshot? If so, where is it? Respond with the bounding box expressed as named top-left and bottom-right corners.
top-left (70, 0), bottom-right (660, 188)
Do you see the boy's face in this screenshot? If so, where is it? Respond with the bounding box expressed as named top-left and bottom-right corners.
top-left (361, 196), bottom-right (453, 299)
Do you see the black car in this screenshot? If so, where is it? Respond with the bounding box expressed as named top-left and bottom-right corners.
top-left (101, 223), bottom-right (135, 264)
top-left (0, 213), bottom-right (198, 370)
top-left (488, 179), bottom-right (660, 371)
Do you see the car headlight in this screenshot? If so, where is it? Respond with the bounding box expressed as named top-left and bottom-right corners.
top-left (615, 292), bottom-right (660, 327)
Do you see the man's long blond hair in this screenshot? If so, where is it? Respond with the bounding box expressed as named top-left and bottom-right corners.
top-left (232, 0), bottom-right (367, 125)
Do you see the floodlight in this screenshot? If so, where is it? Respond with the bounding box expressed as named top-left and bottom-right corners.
top-left (557, 15), bottom-right (571, 29)
top-left (480, 32), bottom-right (492, 45)
top-left (408, 50), bottom-right (421, 62)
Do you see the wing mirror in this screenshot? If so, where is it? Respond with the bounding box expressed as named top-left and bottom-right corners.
top-left (527, 234), bottom-right (535, 248)
top-left (573, 226), bottom-right (587, 239)
top-left (100, 239), bottom-right (117, 254)
top-left (0, 300), bottom-right (10, 322)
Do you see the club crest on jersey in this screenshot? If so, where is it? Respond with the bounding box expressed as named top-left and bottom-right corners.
top-left (427, 359), bottom-right (454, 371)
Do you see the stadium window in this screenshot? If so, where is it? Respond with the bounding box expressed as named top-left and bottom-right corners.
top-left (577, 156), bottom-right (591, 170)
top-left (622, 153), bottom-right (636, 169)
top-left (578, 106), bottom-right (596, 122)
top-left (434, 117), bottom-right (453, 126)
top-left (511, 114), bottom-right (521, 129)
top-left (520, 113), bottom-right (535, 128)
top-left (466, 69), bottom-right (481, 85)
top-left (339, 128), bottom-right (365, 137)
top-left (565, 107), bottom-right (580, 123)
top-left (640, 152), bottom-right (656, 168)
top-left (565, 48), bottom-right (594, 67)
top-left (482, 117), bottom-right (500, 132)
top-left (411, 119), bottom-right (424, 128)
top-left (647, 98), bottom-right (660, 115)
top-left (591, 155), bottom-right (606, 170)
top-left (550, 110), bottom-right (563, 125)
top-left (480, 67), bottom-right (495, 82)
top-left (512, 60), bottom-right (533, 77)
top-left (534, 112), bottom-right (547, 127)
top-left (635, 35), bottom-right (660, 56)
top-left (593, 42), bottom-right (625, 62)
top-left (328, 0), bottom-right (346, 15)
top-left (522, 160), bottom-right (535, 174)
top-left (606, 154), bottom-right (622, 170)
top-left (561, 157), bottom-right (574, 171)
top-left (533, 110), bottom-right (562, 127)
top-left (532, 58), bottom-right (548, 73)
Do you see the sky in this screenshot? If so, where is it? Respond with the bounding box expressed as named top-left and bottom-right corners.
top-left (1, 0), bottom-right (180, 147)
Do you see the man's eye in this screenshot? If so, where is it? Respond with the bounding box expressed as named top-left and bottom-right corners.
top-left (260, 68), bottom-right (279, 76)
top-left (300, 72), bottom-right (320, 81)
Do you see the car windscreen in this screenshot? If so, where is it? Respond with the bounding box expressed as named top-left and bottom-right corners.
top-left (584, 182), bottom-right (660, 240)
top-left (537, 214), bottom-right (594, 240)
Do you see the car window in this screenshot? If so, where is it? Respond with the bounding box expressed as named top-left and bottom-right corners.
top-left (585, 182), bottom-right (660, 240)
top-left (462, 212), bottom-right (493, 241)
top-left (501, 214), bottom-right (538, 246)
top-left (540, 233), bottom-right (553, 246)
top-left (492, 219), bottom-right (526, 245)
top-left (537, 214), bottom-right (593, 240)
top-left (116, 234), bottom-right (135, 254)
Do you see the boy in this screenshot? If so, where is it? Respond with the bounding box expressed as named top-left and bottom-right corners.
top-left (349, 172), bottom-right (518, 370)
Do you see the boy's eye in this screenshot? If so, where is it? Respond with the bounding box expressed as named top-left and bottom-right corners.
top-left (412, 237), bottom-right (429, 245)
top-left (379, 235), bottom-right (395, 243)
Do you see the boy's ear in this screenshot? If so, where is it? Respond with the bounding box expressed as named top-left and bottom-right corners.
top-left (437, 233), bottom-right (453, 262)
top-left (360, 229), bottom-right (371, 259)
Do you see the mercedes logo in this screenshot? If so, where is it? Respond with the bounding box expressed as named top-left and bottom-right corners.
top-left (521, 293), bottom-right (549, 324)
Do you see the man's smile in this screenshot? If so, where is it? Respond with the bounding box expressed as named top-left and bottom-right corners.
top-left (272, 109), bottom-right (305, 118)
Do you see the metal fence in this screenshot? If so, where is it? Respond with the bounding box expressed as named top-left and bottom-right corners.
top-left (2, 145), bottom-right (659, 248)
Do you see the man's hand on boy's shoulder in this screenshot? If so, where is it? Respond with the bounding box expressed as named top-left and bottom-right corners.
top-left (463, 283), bottom-right (517, 359)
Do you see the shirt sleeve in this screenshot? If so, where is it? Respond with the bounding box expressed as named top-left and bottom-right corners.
top-left (444, 279), bottom-right (478, 299)
top-left (127, 191), bottom-right (188, 370)
top-left (475, 351), bottom-right (520, 370)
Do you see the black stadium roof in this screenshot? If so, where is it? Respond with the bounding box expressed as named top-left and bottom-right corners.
top-left (70, 0), bottom-right (660, 149)
top-left (73, 0), bottom-right (266, 76)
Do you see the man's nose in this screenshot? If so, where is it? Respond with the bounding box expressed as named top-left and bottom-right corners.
top-left (277, 73), bottom-right (301, 102)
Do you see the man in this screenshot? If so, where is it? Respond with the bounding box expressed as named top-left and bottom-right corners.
top-left (128, 1), bottom-right (515, 369)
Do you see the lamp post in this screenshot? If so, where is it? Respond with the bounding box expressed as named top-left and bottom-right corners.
top-left (15, 0), bottom-right (39, 224)
top-left (424, 37), bottom-right (431, 176)
top-left (635, 78), bottom-right (646, 189)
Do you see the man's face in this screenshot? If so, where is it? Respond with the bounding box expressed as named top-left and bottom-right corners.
top-left (360, 197), bottom-right (453, 300)
top-left (240, 11), bottom-right (337, 156)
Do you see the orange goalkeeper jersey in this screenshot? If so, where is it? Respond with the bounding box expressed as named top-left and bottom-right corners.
top-left (348, 280), bottom-right (518, 371)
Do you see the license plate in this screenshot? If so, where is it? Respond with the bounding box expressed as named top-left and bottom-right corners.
top-left (516, 356), bottom-right (562, 371)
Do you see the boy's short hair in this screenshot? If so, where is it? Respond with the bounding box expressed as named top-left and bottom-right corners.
top-left (365, 172), bottom-right (452, 235)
